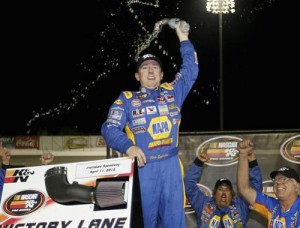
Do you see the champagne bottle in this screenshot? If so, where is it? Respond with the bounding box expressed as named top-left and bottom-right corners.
top-left (167, 18), bottom-right (190, 33)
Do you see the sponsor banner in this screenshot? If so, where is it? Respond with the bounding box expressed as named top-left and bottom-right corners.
top-left (196, 136), bottom-right (241, 167)
top-left (0, 157), bottom-right (135, 227)
top-left (280, 134), bottom-right (300, 164)
top-left (0, 137), bottom-right (15, 149)
top-left (38, 136), bottom-right (107, 152)
top-left (64, 136), bottom-right (90, 149)
top-left (96, 136), bottom-right (106, 147)
top-left (15, 136), bottom-right (39, 149)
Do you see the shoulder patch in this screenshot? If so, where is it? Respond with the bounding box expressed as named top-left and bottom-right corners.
top-left (123, 91), bottom-right (133, 99)
top-left (114, 99), bottom-right (123, 105)
top-left (161, 82), bottom-right (174, 90)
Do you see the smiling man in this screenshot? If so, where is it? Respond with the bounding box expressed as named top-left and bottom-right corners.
top-left (101, 20), bottom-right (199, 228)
top-left (237, 139), bottom-right (300, 228)
top-left (184, 149), bottom-right (262, 228)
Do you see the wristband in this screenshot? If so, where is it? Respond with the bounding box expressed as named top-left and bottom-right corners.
top-left (249, 159), bottom-right (258, 168)
top-left (194, 157), bottom-right (204, 167)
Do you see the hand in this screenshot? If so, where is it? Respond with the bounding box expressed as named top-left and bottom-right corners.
top-left (238, 139), bottom-right (254, 157)
top-left (176, 20), bottom-right (189, 42)
top-left (247, 150), bottom-right (256, 162)
top-left (197, 152), bottom-right (209, 163)
top-left (0, 145), bottom-right (11, 165)
top-left (126, 145), bottom-right (146, 167)
top-left (40, 152), bottom-right (54, 165)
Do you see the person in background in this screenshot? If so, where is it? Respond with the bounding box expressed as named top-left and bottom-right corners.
top-left (0, 143), bottom-right (54, 201)
top-left (184, 140), bottom-right (263, 228)
top-left (237, 138), bottom-right (300, 228)
top-left (101, 20), bottom-right (199, 228)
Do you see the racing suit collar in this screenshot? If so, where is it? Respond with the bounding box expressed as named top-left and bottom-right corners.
top-left (140, 86), bottom-right (160, 94)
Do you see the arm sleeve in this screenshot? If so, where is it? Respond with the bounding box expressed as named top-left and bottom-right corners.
top-left (172, 40), bottom-right (199, 107)
top-left (101, 92), bottom-right (134, 153)
top-left (249, 160), bottom-right (263, 191)
top-left (184, 157), bottom-right (206, 216)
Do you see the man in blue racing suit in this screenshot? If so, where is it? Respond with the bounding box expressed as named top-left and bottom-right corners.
top-left (101, 20), bottom-right (199, 228)
top-left (184, 141), bottom-right (262, 228)
top-left (237, 139), bottom-right (300, 228)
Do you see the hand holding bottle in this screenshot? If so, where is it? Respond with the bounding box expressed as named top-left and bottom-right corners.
top-left (168, 18), bottom-right (190, 33)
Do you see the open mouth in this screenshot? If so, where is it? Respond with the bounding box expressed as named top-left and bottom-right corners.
top-left (221, 193), bottom-right (227, 202)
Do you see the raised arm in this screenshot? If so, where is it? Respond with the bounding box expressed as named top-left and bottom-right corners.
top-left (237, 139), bottom-right (257, 206)
top-left (184, 152), bottom-right (209, 212)
top-left (247, 150), bottom-right (263, 192)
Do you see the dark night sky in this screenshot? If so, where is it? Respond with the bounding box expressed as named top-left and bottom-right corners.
top-left (1, 0), bottom-right (299, 136)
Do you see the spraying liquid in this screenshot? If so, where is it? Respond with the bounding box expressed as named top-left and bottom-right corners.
top-left (135, 18), bottom-right (190, 60)
top-left (26, 16), bottom-right (191, 134)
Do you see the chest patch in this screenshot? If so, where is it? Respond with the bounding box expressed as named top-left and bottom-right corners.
top-left (147, 116), bottom-right (172, 140)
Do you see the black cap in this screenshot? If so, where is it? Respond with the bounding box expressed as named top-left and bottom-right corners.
top-left (214, 178), bottom-right (233, 190)
top-left (270, 166), bottom-right (300, 183)
top-left (136, 54), bottom-right (162, 71)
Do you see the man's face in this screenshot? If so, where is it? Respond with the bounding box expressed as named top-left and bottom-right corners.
top-left (273, 174), bottom-right (299, 200)
top-left (135, 60), bottom-right (163, 89)
top-left (214, 184), bottom-right (233, 208)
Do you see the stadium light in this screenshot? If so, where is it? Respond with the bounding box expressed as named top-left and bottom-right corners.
top-left (206, 0), bottom-right (235, 14)
top-left (206, 0), bottom-right (235, 131)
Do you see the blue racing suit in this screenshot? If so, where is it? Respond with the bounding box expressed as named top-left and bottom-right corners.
top-left (253, 192), bottom-right (300, 228)
top-left (101, 40), bottom-right (199, 228)
top-left (184, 158), bottom-right (263, 228)
top-left (0, 168), bottom-right (5, 202)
